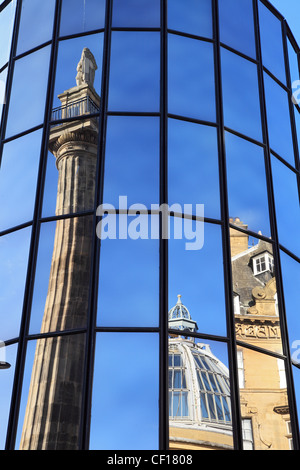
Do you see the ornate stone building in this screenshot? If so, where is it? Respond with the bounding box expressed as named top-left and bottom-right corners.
top-left (231, 218), bottom-right (291, 450)
top-left (168, 220), bottom-right (291, 451)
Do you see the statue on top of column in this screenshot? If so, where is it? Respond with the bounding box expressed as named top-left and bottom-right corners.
top-left (76, 47), bottom-right (98, 88)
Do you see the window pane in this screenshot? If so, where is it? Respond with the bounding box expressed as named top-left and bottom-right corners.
top-left (280, 251), bottom-right (300, 366)
top-left (0, 227), bottom-right (31, 340)
top-left (168, 119), bottom-right (220, 219)
top-left (221, 48), bottom-right (262, 141)
top-left (294, 108), bottom-right (300, 156)
top-left (225, 132), bottom-right (270, 236)
top-left (0, 68), bottom-right (7, 127)
top-left (29, 217), bottom-right (93, 334)
top-left (112, 0), bottom-right (160, 27)
top-left (238, 346), bottom-right (290, 450)
top-left (231, 227), bottom-right (283, 355)
top-left (168, 34), bottom-right (215, 122)
top-left (6, 46), bottom-right (50, 137)
top-left (16, 334), bottom-right (86, 449)
top-left (0, 343), bottom-right (17, 449)
top-left (258, 1), bottom-right (286, 84)
top-left (264, 73), bottom-right (295, 166)
top-left (169, 337), bottom-right (233, 449)
top-left (52, 33), bottom-right (103, 113)
top-left (97, 217), bottom-right (159, 327)
top-left (219, 0), bottom-right (256, 58)
top-left (0, 130), bottom-right (42, 231)
top-left (43, 117), bottom-right (100, 217)
top-left (169, 221), bottom-right (226, 337)
top-left (45, 36), bottom-right (103, 217)
top-left (16, 0), bottom-right (55, 55)
top-left (103, 116), bottom-right (159, 208)
top-left (108, 32), bottom-right (160, 112)
top-left (90, 333), bottom-right (159, 450)
top-left (0, 0), bottom-right (16, 69)
top-left (287, 40), bottom-right (299, 87)
top-left (60, 0), bottom-right (106, 36)
top-left (272, 156), bottom-right (300, 257)
top-left (168, 0), bottom-right (212, 39)
top-left (292, 366), bottom-right (300, 443)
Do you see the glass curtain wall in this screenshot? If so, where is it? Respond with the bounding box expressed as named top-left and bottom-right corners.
top-left (0, 0), bottom-right (300, 451)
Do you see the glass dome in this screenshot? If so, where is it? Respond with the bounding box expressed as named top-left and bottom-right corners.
top-left (168, 295), bottom-right (198, 332)
top-left (168, 296), bottom-right (232, 445)
top-left (169, 339), bottom-right (231, 425)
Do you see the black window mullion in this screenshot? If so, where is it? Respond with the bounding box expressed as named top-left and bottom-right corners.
top-left (0, 0), bottom-right (21, 161)
top-left (213, 0), bottom-right (243, 450)
top-left (159, 0), bottom-right (169, 451)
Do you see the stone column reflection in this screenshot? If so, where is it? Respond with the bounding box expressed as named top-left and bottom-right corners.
top-left (20, 49), bottom-right (99, 450)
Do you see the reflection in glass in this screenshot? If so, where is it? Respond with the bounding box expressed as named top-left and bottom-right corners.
top-left (17, 334), bottom-right (86, 449)
top-left (0, 343), bottom-right (17, 449)
top-left (230, 225), bottom-right (282, 355)
top-left (280, 251), bottom-right (300, 366)
top-left (108, 32), bottom-right (160, 112)
top-left (5, 46), bottom-right (51, 137)
top-left (103, 116), bottom-right (159, 208)
top-left (237, 346), bottom-right (290, 450)
top-left (294, 107), bottom-right (300, 157)
top-left (97, 216), bottom-right (159, 327)
top-left (90, 333), bottom-right (159, 450)
top-left (264, 73), bottom-right (295, 166)
top-left (258, 1), bottom-right (286, 84)
top-left (168, 119), bottom-right (220, 218)
top-left (219, 0), bottom-right (256, 58)
top-left (0, 0), bottom-right (16, 69)
top-left (0, 227), bottom-right (31, 340)
top-left (112, 0), bottom-right (160, 27)
top-left (0, 68), bottom-right (7, 125)
top-left (60, 0), bottom-right (106, 36)
top-left (30, 216), bottom-right (93, 334)
top-left (287, 40), bottom-right (299, 87)
top-left (168, 329), bottom-right (233, 450)
top-left (0, 130), bottom-right (42, 231)
top-left (16, 0), bottom-right (55, 55)
top-left (271, 156), bottom-right (300, 257)
top-left (45, 44), bottom-right (101, 217)
top-left (169, 221), bottom-right (227, 337)
top-left (29, 222), bottom-right (55, 334)
top-left (292, 367), bottom-right (300, 448)
top-left (43, 115), bottom-right (99, 217)
top-left (221, 48), bottom-right (262, 141)
top-left (168, 34), bottom-right (215, 122)
top-left (168, 0), bottom-right (212, 39)
top-left (52, 34), bottom-right (103, 112)
top-left (225, 132), bottom-right (270, 236)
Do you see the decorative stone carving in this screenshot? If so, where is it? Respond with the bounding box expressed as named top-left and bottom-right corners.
top-left (247, 277), bottom-right (277, 316)
top-left (273, 406), bottom-right (289, 415)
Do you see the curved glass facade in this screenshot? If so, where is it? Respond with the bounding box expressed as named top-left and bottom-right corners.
top-left (0, 0), bottom-right (300, 451)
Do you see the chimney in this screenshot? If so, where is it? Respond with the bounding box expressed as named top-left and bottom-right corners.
top-left (229, 217), bottom-right (249, 257)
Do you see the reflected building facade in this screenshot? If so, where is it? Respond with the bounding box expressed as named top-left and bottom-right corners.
top-left (168, 296), bottom-right (233, 450)
top-left (0, 0), bottom-right (300, 451)
top-left (230, 218), bottom-right (291, 450)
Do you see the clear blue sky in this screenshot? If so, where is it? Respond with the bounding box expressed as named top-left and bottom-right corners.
top-left (270, 0), bottom-right (300, 44)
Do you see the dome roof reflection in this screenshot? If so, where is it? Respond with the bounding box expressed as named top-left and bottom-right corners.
top-left (169, 296), bottom-right (232, 449)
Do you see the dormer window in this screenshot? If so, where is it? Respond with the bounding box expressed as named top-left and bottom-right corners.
top-left (252, 252), bottom-right (274, 275)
